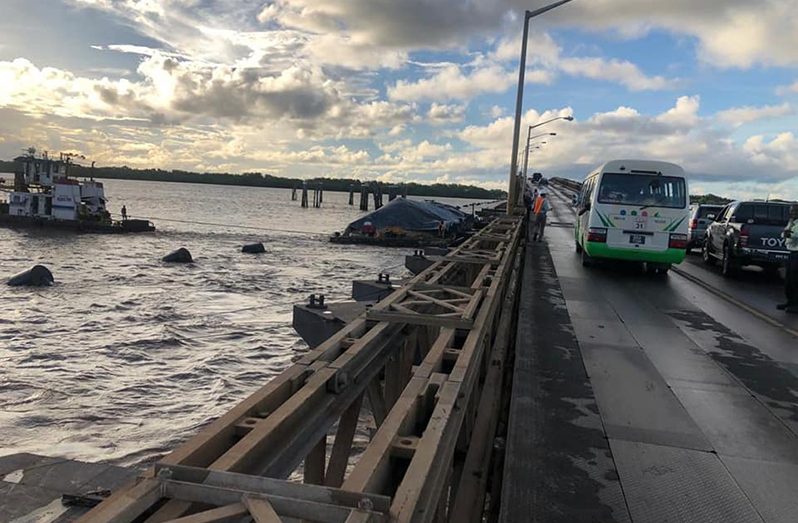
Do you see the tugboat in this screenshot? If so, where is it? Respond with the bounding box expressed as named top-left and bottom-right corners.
top-left (0, 149), bottom-right (154, 233)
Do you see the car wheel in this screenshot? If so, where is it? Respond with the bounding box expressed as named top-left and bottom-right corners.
top-left (721, 245), bottom-right (737, 278)
top-left (702, 241), bottom-right (716, 266)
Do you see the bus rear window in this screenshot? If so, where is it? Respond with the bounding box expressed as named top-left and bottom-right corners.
top-left (597, 173), bottom-right (686, 209)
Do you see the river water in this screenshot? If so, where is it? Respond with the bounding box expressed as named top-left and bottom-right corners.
top-left (0, 179), bottom-right (484, 467)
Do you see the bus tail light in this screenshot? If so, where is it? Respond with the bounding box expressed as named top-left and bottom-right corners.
top-left (669, 233), bottom-right (688, 249)
top-left (587, 227), bottom-right (607, 243)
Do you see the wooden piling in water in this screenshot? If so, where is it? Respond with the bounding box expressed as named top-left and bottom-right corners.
top-left (301, 182), bottom-right (308, 208)
top-left (348, 185), bottom-right (354, 206)
top-left (291, 186), bottom-right (297, 201)
top-left (359, 185), bottom-right (368, 211)
top-left (372, 182), bottom-right (383, 210)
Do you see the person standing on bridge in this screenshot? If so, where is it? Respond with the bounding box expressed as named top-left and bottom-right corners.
top-left (779, 204), bottom-right (798, 313)
top-left (530, 191), bottom-right (550, 242)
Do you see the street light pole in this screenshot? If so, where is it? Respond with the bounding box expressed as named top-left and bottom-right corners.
top-left (522, 135), bottom-right (553, 188)
top-left (521, 130), bottom-right (556, 186)
top-left (507, 0), bottom-right (576, 214)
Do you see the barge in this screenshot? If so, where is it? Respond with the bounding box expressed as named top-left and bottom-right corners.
top-left (330, 197), bottom-right (472, 247)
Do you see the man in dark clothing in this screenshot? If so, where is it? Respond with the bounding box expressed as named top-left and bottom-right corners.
top-left (778, 204), bottom-right (798, 313)
top-left (523, 185), bottom-right (533, 222)
top-left (121, 205), bottom-right (128, 221)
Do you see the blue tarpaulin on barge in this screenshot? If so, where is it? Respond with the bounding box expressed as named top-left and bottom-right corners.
top-left (344, 198), bottom-right (470, 234)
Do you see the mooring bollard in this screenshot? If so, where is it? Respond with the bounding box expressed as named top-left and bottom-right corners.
top-left (163, 248), bottom-right (193, 263)
top-left (308, 294), bottom-right (327, 310)
top-left (7, 264), bottom-right (54, 286)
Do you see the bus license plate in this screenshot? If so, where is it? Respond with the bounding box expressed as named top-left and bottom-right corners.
top-left (629, 234), bottom-right (646, 245)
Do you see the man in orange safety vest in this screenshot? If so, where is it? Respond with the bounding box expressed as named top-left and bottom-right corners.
top-left (530, 191), bottom-right (551, 242)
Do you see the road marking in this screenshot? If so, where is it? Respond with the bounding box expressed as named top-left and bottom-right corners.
top-left (671, 266), bottom-right (798, 338)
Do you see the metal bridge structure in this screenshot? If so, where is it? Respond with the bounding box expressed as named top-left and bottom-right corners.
top-left (80, 215), bottom-right (524, 523)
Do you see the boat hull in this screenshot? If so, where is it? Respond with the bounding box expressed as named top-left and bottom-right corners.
top-left (0, 214), bottom-right (155, 233)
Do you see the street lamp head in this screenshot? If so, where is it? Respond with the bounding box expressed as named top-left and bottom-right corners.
top-left (549, 132), bottom-right (557, 136)
top-left (564, 116), bottom-right (574, 121)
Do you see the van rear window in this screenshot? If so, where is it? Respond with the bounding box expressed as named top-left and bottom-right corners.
top-left (597, 173), bottom-right (686, 209)
top-left (733, 203), bottom-right (789, 225)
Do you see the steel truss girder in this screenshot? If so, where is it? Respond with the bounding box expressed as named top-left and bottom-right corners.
top-left (79, 215), bottom-right (523, 523)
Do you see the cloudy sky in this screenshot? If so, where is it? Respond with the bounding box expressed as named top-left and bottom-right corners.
top-left (1, 0), bottom-right (798, 198)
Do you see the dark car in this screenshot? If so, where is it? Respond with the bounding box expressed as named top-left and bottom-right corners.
top-left (687, 204), bottom-right (723, 251)
top-left (703, 200), bottom-right (792, 277)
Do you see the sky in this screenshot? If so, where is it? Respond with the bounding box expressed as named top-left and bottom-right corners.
top-left (1, 1), bottom-right (798, 199)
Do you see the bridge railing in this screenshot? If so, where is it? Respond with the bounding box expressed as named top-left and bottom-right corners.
top-left (80, 214), bottom-right (524, 523)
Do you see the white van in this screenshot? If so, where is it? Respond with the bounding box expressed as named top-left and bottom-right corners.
top-left (574, 160), bottom-right (690, 274)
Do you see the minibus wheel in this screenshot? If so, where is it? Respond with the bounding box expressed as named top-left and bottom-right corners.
top-left (581, 247), bottom-right (593, 267)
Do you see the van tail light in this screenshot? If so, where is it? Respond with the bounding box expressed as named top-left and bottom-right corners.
top-left (669, 233), bottom-right (688, 249)
top-left (587, 227), bottom-right (607, 243)
top-left (689, 219), bottom-right (698, 230)
top-left (738, 225), bottom-right (750, 248)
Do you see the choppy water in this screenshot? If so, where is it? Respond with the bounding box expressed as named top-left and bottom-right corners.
top-left (0, 179), bottom-right (482, 466)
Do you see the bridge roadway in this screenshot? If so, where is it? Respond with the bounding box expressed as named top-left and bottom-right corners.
top-left (501, 184), bottom-right (798, 523)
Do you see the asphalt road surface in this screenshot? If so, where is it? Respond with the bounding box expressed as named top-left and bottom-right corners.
top-left (504, 184), bottom-right (798, 522)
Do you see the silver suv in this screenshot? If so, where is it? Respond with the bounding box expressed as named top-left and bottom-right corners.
top-left (687, 204), bottom-right (723, 252)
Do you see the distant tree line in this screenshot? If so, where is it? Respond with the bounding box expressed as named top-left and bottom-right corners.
top-left (0, 160), bottom-right (506, 199)
top-left (689, 194), bottom-right (732, 205)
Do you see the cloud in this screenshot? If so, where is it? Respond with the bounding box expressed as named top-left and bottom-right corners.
top-left (450, 97), bottom-right (798, 190)
top-left (488, 32), bottom-right (675, 93)
top-left (0, 55), bottom-right (418, 138)
top-left (777, 81), bottom-right (798, 96)
top-left (71, 0), bottom-right (798, 73)
top-left (427, 103), bottom-right (466, 124)
top-left (388, 63), bottom-right (550, 102)
top-left (262, 0), bottom-right (506, 49)
top-left (558, 57), bottom-right (675, 91)
top-left (716, 103), bottom-right (793, 127)
top-left (744, 132), bottom-right (798, 172)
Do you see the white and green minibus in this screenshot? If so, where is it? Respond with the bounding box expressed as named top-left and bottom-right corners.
top-left (574, 160), bottom-right (690, 274)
